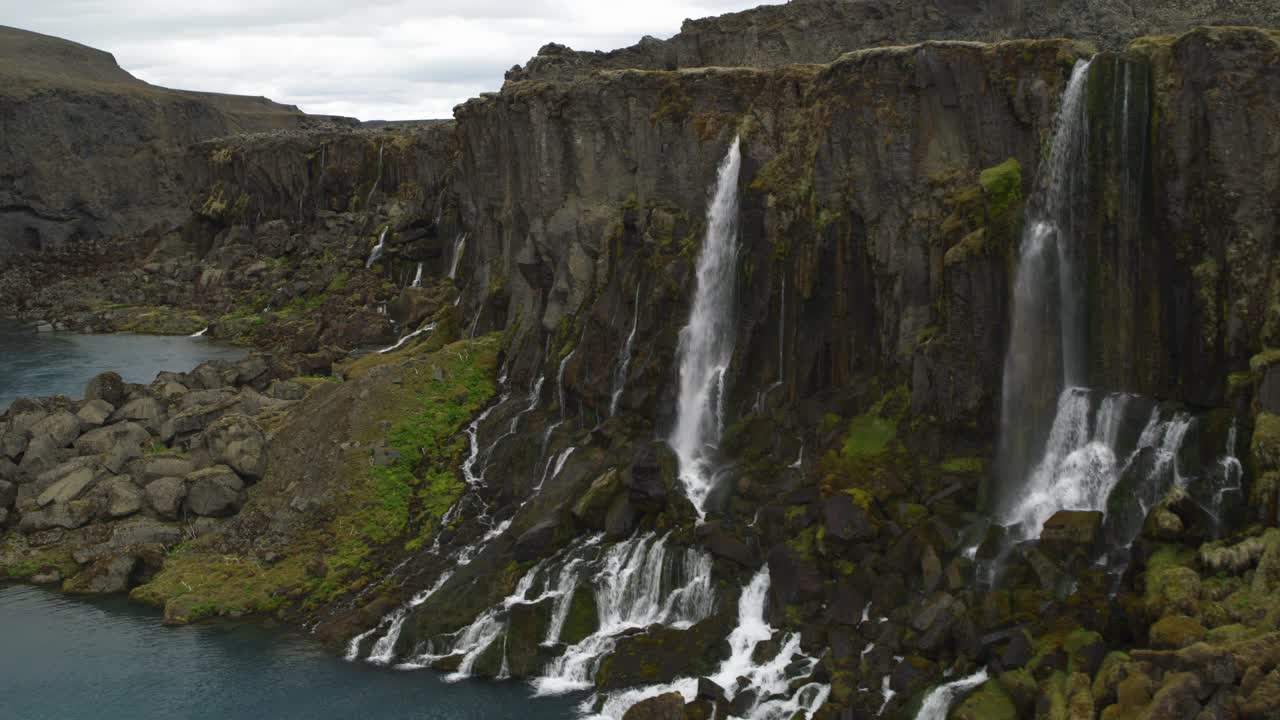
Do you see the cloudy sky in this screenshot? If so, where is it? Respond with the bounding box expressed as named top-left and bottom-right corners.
top-left (5, 0), bottom-right (778, 120)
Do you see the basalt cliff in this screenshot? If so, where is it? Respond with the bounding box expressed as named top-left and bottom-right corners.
top-left (2, 3), bottom-right (1280, 719)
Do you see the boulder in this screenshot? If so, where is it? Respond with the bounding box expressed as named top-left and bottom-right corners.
top-left (628, 443), bottom-right (671, 511)
top-left (203, 415), bottom-right (267, 479)
top-left (572, 468), bottom-right (621, 528)
top-left (0, 479), bottom-right (14, 508)
top-left (184, 465), bottom-right (245, 517)
top-left (111, 397), bottom-right (166, 433)
top-left (267, 380), bottom-right (307, 401)
top-left (134, 455), bottom-right (195, 484)
top-left (36, 463), bottom-right (100, 507)
top-left (514, 520), bottom-right (559, 562)
top-left (19, 499), bottom-right (97, 531)
top-left (18, 435), bottom-right (68, 478)
top-left (161, 398), bottom-right (238, 439)
top-left (0, 457), bottom-right (15, 482)
top-left (234, 354), bottom-right (271, 387)
top-left (620, 692), bottom-right (686, 720)
top-left (698, 522), bottom-right (757, 567)
top-left (696, 678), bottom-right (727, 704)
top-left (1039, 510), bottom-right (1103, 551)
top-left (30, 410), bottom-right (82, 448)
top-left (822, 492), bottom-right (879, 542)
top-left (64, 554), bottom-right (138, 594)
top-left (76, 399), bottom-right (114, 428)
top-left (74, 422), bottom-right (151, 456)
top-left (0, 426), bottom-right (26, 458)
top-left (85, 372), bottom-right (127, 405)
top-left (146, 476), bottom-right (188, 520)
top-left (101, 476), bottom-right (145, 518)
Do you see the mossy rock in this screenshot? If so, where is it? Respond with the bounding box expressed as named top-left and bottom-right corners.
top-left (979, 158), bottom-right (1023, 222)
top-left (593, 614), bottom-right (728, 691)
top-left (560, 583), bottom-right (599, 646)
top-left (1143, 546), bottom-right (1200, 619)
top-left (1149, 615), bottom-right (1206, 650)
top-left (1253, 413), bottom-right (1280, 473)
top-left (953, 681), bottom-right (1017, 720)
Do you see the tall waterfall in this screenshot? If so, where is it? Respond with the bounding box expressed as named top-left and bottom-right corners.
top-left (995, 60), bottom-right (1093, 515)
top-left (448, 233), bottom-right (468, 280)
top-left (610, 283), bottom-right (642, 416)
top-left (366, 227), bottom-right (388, 269)
top-left (670, 136), bottom-right (743, 517)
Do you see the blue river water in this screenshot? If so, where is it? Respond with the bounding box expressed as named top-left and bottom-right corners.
top-left (0, 322), bottom-right (580, 719)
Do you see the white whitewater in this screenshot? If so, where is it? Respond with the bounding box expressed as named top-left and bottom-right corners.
top-left (610, 283), bottom-right (642, 416)
top-left (915, 669), bottom-right (989, 720)
top-left (1211, 421), bottom-right (1244, 538)
top-left (378, 322), bottom-right (435, 355)
top-left (188, 327), bottom-right (209, 338)
top-left (533, 534), bottom-right (715, 696)
top-left (448, 233), bottom-right (468, 280)
top-left (589, 567), bottom-right (829, 720)
top-left (366, 227), bottom-right (388, 269)
top-left (670, 136), bottom-right (743, 517)
top-left (995, 59), bottom-right (1093, 515)
top-left (366, 142), bottom-right (385, 208)
top-left (411, 262), bottom-right (424, 288)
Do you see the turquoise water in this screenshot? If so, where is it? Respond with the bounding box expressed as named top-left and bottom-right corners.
top-left (0, 585), bottom-right (579, 719)
top-left (0, 324), bottom-right (581, 719)
top-left (0, 320), bottom-right (247, 410)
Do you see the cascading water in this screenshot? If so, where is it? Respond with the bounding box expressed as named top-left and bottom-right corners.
top-left (1210, 421), bottom-right (1244, 538)
top-left (610, 283), bottom-right (642, 416)
top-left (533, 533), bottom-right (715, 696)
top-left (915, 669), bottom-right (989, 720)
top-left (366, 142), bottom-right (385, 208)
top-left (670, 136), bottom-right (743, 517)
top-left (411, 262), bottom-right (424, 288)
top-left (588, 567), bottom-right (829, 720)
top-left (378, 322), bottom-right (435, 355)
top-left (448, 233), bottom-right (468, 280)
top-left (366, 227), bottom-right (388, 269)
top-left (995, 59), bottom-right (1094, 515)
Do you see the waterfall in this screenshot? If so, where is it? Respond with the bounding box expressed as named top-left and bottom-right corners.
top-left (1211, 421), bottom-right (1244, 538)
top-left (448, 233), bottom-right (468, 280)
top-left (366, 227), bottom-right (388, 269)
top-left (533, 534), bottom-right (715, 696)
top-left (610, 283), bottom-right (642, 416)
top-left (378, 322), bottom-right (435, 355)
top-left (669, 136), bottom-right (743, 517)
top-left (366, 142), bottom-right (385, 209)
top-left (188, 326), bottom-right (208, 338)
top-left (411, 262), bottom-right (424, 288)
top-left (995, 59), bottom-right (1094, 514)
top-left (915, 670), bottom-right (989, 720)
top-left (588, 567), bottom-right (829, 720)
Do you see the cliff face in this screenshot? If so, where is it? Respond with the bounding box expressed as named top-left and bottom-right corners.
top-left (4, 10), bottom-right (1280, 720)
top-left (508, 0), bottom-right (1280, 82)
top-left (0, 26), bottom-right (353, 254)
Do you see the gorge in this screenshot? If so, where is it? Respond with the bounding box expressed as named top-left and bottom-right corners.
top-left (2, 2), bottom-right (1280, 719)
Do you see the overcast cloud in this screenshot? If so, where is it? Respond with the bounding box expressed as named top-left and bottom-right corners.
top-left (3, 0), bottom-right (777, 120)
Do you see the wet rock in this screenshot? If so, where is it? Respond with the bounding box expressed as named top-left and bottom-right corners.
top-left (621, 692), bottom-right (684, 720)
top-left (146, 476), bottom-right (188, 520)
top-left (596, 616), bottom-right (728, 691)
top-left (766, 543), bottom-right (823, 605)
top-left (698, 522), bottom-right (757, 567)
top-left (184, 465), bottom-right (245, 517)
top-left (85, 372), bottom-right (127, 406)
top-left (572, 468), bottom-right (621, 528)
top-left (504, 596), bottom-right (553, 678)
top-left (696, 678), bottom-right (727, 704)
top-left (604, 494), bottom-right (637, 540)
top-left (514, 520), bottom-right (559, 562)
top-left (1241, 669), bottom-right (1280, 720)
top-left (1039, 510), bottom-right (1103, 552)
top-left (628, 444), bottom-right (670, 512)
top-left (203, 415), bottom-right (267, 479)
